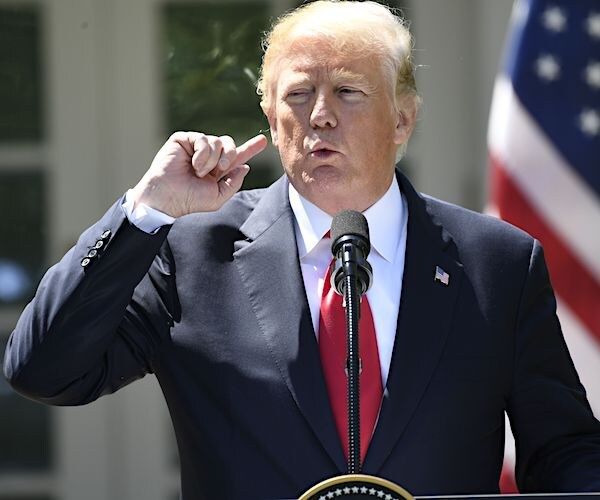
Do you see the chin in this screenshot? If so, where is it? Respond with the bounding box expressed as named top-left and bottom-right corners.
top-left (301, 165), bottom-right (347, 189)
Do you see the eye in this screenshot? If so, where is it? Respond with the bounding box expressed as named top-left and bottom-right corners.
top-left (284, 88), bottom-right (312, 103)
top-left (338, 87), bottom-right (365, 100)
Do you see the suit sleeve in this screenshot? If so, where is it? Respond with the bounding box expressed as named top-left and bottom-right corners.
top-left (508, 239), bottom-right (600, 492)
top-left (3, 197), bottom-right (176, 406)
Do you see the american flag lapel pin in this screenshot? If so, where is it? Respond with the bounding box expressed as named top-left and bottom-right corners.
top-left (434, 266), bottom-right (450, 286)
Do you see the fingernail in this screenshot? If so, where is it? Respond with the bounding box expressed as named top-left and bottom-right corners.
top-left (218, 158), bottom-right (230, 168)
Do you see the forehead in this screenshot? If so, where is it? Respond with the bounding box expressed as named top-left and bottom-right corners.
top-left (275, 41), bottom-right (384, 87)
top-left (278, 63), bottom-right (372, 86)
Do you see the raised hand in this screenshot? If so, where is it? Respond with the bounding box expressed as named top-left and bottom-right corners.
top-left (130, 132), bottom-right (268, 218)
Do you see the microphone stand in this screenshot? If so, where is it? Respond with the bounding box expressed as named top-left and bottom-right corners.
top-left (344, 268), bottom-right (361, 474)
top-left (332, 241), bottom-right (371, 474)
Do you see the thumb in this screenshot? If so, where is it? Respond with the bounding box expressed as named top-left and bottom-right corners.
top-left (217, 165), bottom-right (250, 204)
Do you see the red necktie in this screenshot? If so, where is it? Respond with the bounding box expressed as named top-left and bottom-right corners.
top-left (318, 260), bottom-right (383, 463)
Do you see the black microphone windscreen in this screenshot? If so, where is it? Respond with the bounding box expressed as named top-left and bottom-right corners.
top-left (331, 210), bottom-right (370, 254)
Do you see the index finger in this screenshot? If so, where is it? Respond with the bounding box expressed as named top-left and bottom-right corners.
top-left (234, 134), bottom-right (268, 166)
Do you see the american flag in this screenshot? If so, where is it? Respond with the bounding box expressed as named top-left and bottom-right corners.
top-left (434, 266), bottom-right (450, 286)
top-left (487, 0), bottom-right (600, 493)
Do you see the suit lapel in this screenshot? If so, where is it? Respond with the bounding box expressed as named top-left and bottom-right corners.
top-left (233, 177), bottom-right (346, 472)
top-left (363, 170), bottom-right (464, 473)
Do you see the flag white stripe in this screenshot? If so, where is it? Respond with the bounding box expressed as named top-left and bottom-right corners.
top-left (488, 77), bottom-right (600, 283)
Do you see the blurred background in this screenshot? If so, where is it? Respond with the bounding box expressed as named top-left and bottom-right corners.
top-left (2, 0), bottom-right (596, 499)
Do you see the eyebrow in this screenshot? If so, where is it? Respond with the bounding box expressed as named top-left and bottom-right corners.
top-left (280, 68), bottom-right (378, 93)
top-left (281, 72), bottom-right (312, 88)
top-left (330, 68), bottom-right (378, 93)
top-left (329, 68), bottom-right (368, 85)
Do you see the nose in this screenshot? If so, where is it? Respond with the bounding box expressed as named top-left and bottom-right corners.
top-left (309, 92), bottom-right (337, 129)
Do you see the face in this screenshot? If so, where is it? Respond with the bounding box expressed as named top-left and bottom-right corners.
top-left (267, 41), bottom-right (414, 215)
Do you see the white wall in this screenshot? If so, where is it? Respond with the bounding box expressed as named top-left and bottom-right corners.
top-left (408, 0), bottom-right (513, 210)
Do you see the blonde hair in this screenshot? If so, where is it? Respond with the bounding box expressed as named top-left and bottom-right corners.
top-left (257, 0), bottom-right (419, 116)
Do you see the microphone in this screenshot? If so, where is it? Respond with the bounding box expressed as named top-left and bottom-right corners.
top-left (330, 210), bottom-right (373, 297)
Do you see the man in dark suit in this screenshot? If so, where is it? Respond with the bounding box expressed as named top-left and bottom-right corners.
top-left (4, 1), bottom-right (600, 498)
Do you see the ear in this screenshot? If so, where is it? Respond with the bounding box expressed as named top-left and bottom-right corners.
top-left (269, 117), bottom-right (279, 148)
top-left (261, 101), bottom-right (279, 148)
top-left (393, 95), bottom-right (418, 146)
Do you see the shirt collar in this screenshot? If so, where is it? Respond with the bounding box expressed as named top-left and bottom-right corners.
top-left (288, 175), bottom-right (403, 263)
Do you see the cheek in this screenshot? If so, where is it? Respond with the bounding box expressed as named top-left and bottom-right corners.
top-left (353, 117), bottom-right (399, 168)
top-left (272, 119), bottom-right (305, 168)
top-left (277, 114), bottom-right (305, 147)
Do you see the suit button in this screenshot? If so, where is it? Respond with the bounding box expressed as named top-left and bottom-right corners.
top-left (101, 229), bottom-right (111, 240)
top-left (87, 249), bottom-right (98, 258)
top-left (81, 257), bottom-right (91, 267)
top-left (94, 240), bottom-right (104, 250)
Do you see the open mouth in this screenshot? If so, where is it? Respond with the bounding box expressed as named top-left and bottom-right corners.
top-left (309, 146), bottom-right (339, 158)
top-left (312, 148), bottom-right (335, 156)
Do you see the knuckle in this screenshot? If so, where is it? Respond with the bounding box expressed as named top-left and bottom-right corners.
top-left (194, 133), bottom-right (208, 147)
top-left (224, 150), bottom-right (237, 163)
top-left (169, 131), bottom-right (185, 141)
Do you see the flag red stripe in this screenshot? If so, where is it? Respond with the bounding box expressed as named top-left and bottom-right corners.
top-left (490, 156), bottom-right (600, 344)
top-left (499, 462), bottom-right (519, 494)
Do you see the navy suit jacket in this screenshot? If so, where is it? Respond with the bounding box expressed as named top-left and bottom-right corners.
top-left (5, 170), bottom-right (600, 499)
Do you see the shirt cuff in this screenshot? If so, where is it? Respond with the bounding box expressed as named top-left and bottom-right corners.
top-left (122, 190), bottom-right (176, 234)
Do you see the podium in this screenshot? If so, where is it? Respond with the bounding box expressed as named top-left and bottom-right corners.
top-left (297, 472), bottom-right (600, 500)
top-left (416, 495), bottom-right (600, 499)
top-left (288, 493), bottom-right (600, 500)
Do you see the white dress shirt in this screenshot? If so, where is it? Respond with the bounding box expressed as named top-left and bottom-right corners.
top-left (123, 177), bottom-right (408, 387)
top-left (288, 178), bottom-right (408, 387)
top-left (122, 191), bottom-right (175, 233)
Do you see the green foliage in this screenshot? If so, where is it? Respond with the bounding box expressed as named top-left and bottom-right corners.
top-left (163, 2), bottom-right (270, 142)
top-left (0, 6), bottom-right (42, 141)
